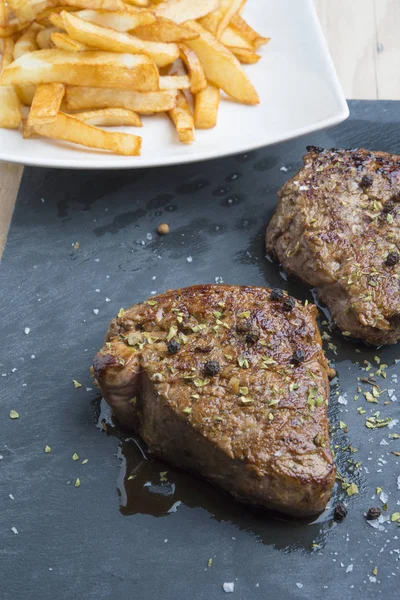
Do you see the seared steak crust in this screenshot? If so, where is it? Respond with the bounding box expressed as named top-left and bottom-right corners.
top-left (93, 284), bottom-right (335, 517)
top-left (266, 147), bottom-right (400, 345)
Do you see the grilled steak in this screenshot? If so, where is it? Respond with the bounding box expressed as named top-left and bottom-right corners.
top-left (93, 284), bottom-right (335, 518)
top-left (266, 147), bottom-right (400, 346)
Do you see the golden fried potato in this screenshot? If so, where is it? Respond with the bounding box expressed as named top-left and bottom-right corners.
top-left (27, 82), bottom-right (65, 126)
top-left (154, 0), bottom-right (220, 24)
top-left (61, 10), bottom-right (179, 67)
top-left (179, 43), bottom-right (207, 94)
top-left (51, 32), bottom-right (88, 52)
top-left (72, 108), bottom-right (142, 127)
top-left (74, 9), bottom-right (156, 32)
top-left (168, 89), bottom-right (194, 144)
top-left (194, 83), bottom-right (220, 129)
top-left (25, 111), bottom-right (142, 155)
top-left (185, 21), bottom-right (259, 105)
top-left (0, 37), bottom-right (22, 128)
top-left (159, 75), bottom-right (190, 90)
top-left (64, 86), bottom-right (177, 114)
top-left (0, 49), bottom-right (159, 91)
top-left (134, 17), bottom-right (199, 43)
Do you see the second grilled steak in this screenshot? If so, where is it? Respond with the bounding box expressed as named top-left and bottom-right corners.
top-left (93, 284), bottom-right (335, 518)
top-left (266, 147), bottom-right (400, 346)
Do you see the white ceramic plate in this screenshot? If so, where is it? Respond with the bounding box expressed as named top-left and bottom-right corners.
top-left (0, 0), bottom-right (348, 170)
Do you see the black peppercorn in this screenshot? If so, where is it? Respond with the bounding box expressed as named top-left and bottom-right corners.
top-left (245, 329), bottom-right (260, 345)
top-left (333, 503), bottom-right (348, 522)
top-left (291, 349), bottom-right (306, 365)
top-left (282, 297), bottom-right (296, 312)
top-left (360, 174), bottom-right (373, 189)
top-left (306, 145), bottom-right (324, 154)
top-left (204, 360), bottom-right (220, 377)
top-left (270, 288), bottom-right (283, 301)
top-left (167, 339), bottom-right (180, 354)
top-left (385, 252), bottom-right (400, 267)
top-left (236, 319), bottom-right (252, 334)
top-left (382, 200), bottom-right (395, 214)
top-left (366, 507), bottom-right (381, 521)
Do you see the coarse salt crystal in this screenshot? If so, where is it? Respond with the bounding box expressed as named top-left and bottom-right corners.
top-left (346, 564), bottom-right (353, 573)
top-left (186, 256), bottom-right (193, 263)
top-left (223, 583), bottom-right (234, 593)
top-left (397, 476), bottom-right (400, 491)
top-left (31, 355), bottom-right (35, 359)
top-left (11, 527), bottom-right (18, 534)
top-left (105, 298), bottom-right (111, 302)
top-left (11, 368), bottom-right (17, 373)
top-left (24, 328), bottom-right (30, 335)
top-left (380, 439), bottom-right (389, 445)
top-left (9, 494), bottom-right (14, 500)
top-left (379, 491), bottom-right (389, 504)
top-left (299, 185), bottom-right (309, 191)
top-left (338, 395), bottom-right (348, 405)
top-left (280, 165), bottom-right (288, 172)
top-left (296, 583), bottom-right (303, 589)
top-left (387, 419), bottom-right (399, 429)
top-left (95, 289), bottom-right (100, 293)
top-left (93, 309), bottom-right (99, 315)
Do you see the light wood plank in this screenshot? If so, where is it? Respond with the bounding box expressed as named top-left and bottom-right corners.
top-left (0, 162), bottom-right (23, 258)
top-left (374, 0), bottom-right (400, 99)
top-left (314, 0), bottom-right (378, 99)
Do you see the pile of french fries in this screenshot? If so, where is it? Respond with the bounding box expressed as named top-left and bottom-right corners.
top-left (0, 0), bottom-right (268, 156)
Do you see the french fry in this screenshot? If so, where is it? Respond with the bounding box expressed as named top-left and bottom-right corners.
top-left (231, 14), bottom-right (270, 48)
top-left (36, 27), bottom-right (61, 49)
top-left (35, 6), bottom-right (79, 27)
top-left (73, 108), bottom-right (142, 127)
top-left (75, 9), bottom-right (156, 32)
top-left (61, 10), bottom-right (179, 67)
top-left (51, 32), bottom-right (88, 51)
top-left (7, 0), bottom-right (34, 23)
top-left (64, 86), bottom-right (177, 114)
top-left (194, 83), bottom-right (219, 129)
top-left (48, 13), bottom-right (64, 28)
top-left (0, 37), bottom-right (22, 128)
top-left (125, 0), bottom-right (151, 8)
top-left (133, 17), bottom-right (199, 43)
top-left (159, 75), bottom-right (190, 90)
top-left (167, 89), bottom-right (194, 144)
top-left (25, 110), bottom-right (142, 155)
top-left (0, 49), bottom-right (159, 91)
top-left (154, 0), bottom-right (220, 24)
top-left (63, 0), bottom-right (126, 10)
top-left (185, 21), bottom-right (259, 105)
top-left (230, 47), bottom-right (261, 64)
top-left (27, 82), bottom-right (65, 126)
top-left (17, 85), bottom-right (37, 106)
top-left (179, 43), bottom-right (207, 94)
top-left (125, 0), bottom-right (150, 6)
top-left (220, 26), bottom-right (254, 51)
top-left (13, 22), bottom-right (43, 60)
top-left (215, 0), bottom-right (246, 38)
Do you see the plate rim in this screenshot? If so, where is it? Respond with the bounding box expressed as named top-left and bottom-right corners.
top-left (0, 0), bottom-right (349, 170)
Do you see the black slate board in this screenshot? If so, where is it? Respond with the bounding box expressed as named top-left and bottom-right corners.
top-left (1, 101), bottom-right (400, 600)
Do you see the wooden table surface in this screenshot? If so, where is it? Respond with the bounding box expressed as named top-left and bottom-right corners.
top-left (1, 0), bottom-right (399, 257)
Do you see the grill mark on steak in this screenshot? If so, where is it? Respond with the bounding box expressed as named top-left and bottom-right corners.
top-left (266, 147), bottom-right (400, 346)
top-left (93, 284), bottom-right (335, 518)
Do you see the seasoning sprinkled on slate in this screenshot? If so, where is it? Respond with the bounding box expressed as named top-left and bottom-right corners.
top-left (282, 297), bottom-right (296, 312)
top-left (270, 288), bottom-right (283, 301)
top-left (167, 339), bottom-right (180, 354)
top-left (366, 507), bottom-right (381, 520)
top-left (333, 502), bottom-right (348, 522)
top-left (385, 252), bottom-right (399, 267)
top-left (360, 174), bottom-right (373, 189)
top-left (204, 361), bottom-right (220, 377)
top-left (291, 349), bottom-right (306, 365)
